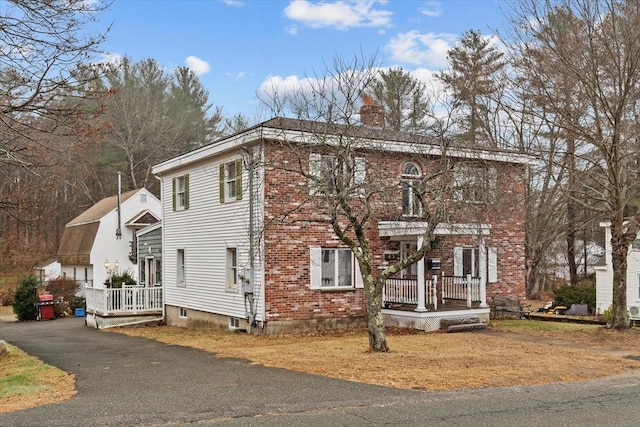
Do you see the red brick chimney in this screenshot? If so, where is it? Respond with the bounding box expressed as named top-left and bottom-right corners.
top-left (359, 96), bottom-right (384, 127)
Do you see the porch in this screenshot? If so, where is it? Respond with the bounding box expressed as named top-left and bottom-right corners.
top-left (382, 275), bottom-right (490, 331)
top-left (85, 285), bottom-right (163, 329)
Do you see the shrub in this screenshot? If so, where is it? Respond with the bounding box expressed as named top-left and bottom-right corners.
top-left (104, 271), bottom-right (136, 288)
top-left (46, 277), bottom-right (80, 316)
top-left (12, 276), bottom-right (39, 321)
top-left (552, 283), bottom-right (596, 310)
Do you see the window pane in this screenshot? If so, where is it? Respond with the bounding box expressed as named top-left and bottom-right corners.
top-left (337, 250), bottom-right (352, 286)
top-left (321, 250), bottom-right (335, 286)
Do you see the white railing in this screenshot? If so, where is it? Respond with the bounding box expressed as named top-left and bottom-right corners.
top-left (383, 277), bottom-right (438, 308)
top-left (85, 286), bottom-right (162, 314)
top-left (441, 274), bottom-right (480, 308)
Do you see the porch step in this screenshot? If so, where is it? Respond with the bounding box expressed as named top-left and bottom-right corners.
top-left (440, 317), bottom-right (488, 333)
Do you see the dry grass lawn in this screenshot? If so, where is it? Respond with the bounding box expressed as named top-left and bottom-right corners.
top-left (112, 321), bottom-right (640, 392)
top-left (3, 300), bottom-right (640, 414)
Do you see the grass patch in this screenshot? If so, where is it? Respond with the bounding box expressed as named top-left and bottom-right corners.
top-left (0, 344), bottom-right (75, 413)
top-left (493, 319), bottom-right (599, 333)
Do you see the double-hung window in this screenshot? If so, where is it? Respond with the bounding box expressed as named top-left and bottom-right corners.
top-left (219, 159), bottom-right (243, 203)
top-left (309, 247), bottom-right (364, 289)
top-left (177, 249), bottom-right (185, 286)
top-left (453, 246), bottom-right (497, 282)
top-left (226, 247), bottom-right (238, 291)
top-left (308, 153), bottom-right (366, 196)
top-left (401, 162), bottom-right (422, 217)
top-left (453, 164), bottom-right (496, 203)
top-left (172, 175), bottom-right (189, 211)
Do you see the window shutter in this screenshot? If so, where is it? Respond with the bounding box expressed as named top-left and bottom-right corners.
top-left (308, 153), bottom-right (321, 195)
top-left (452, 166), bottom-right (463, 201)
top-left (310, 247), bottom-right (322, 290)
top-left (235, 158), bottom-right (243, 201)
top-left (488, 247), bottom-right (498, 283)
top-left (486, 167), bottom-right (497, 203)
top-left (184, 174), bottom-right (190, 210)
top-left (453, 247), bottom-right (463, 277)
top-left (172, 178), bottom-right (176, 211)
top-left (219, 164), bottom-right (225, 203)
top-left (354, 253), bottom-right (364, 288)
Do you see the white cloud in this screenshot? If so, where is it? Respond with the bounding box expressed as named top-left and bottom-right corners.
top-left (386, 31), bottom-right (456, 67)
top-left (185, 56), bottom-right (211, 75)
top-left (420, 1), bottom-right (441, 17)
top-left (284, 0), bottom-right (393, 30)
top-left (218, 0), bottom-right (244, 6)
top-left (225, 71), bottom-right (246, 81)
top-left (96, 52), bottom-right (123, 66)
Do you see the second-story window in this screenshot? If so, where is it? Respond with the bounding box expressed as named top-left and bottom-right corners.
top-left (219, 159), bottom-right (243, 203)
top-left (453, 163), bottom-right (497, 203)
top-left (172, 174), bottom-right (189, 211)
top-left (401, 162), bottom-right (422, 217)
top-left (308, 153), bottom-right (366, 196)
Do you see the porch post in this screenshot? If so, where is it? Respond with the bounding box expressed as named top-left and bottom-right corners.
top-left (415, 235), bottom-right (427, 312)
top-left (479, 240), bottom-right (488, 308)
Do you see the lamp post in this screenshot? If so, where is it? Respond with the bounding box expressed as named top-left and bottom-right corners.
top-left (104, 259), bottom-right (120, 287)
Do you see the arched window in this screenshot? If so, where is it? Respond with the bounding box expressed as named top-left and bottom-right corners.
top-left (401, 163), bottom-right (422, 217)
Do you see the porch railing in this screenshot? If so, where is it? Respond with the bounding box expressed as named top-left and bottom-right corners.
top-left (441, 274), bottom-right (480, 308)
top-left (383, 274), bottom-right (482, 310)
top-left (85, 285), bottom-right (162, 315)
top-left (383, 277), bottom-right (437, 308)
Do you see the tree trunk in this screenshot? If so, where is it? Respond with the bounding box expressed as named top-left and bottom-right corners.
top-left (365, 281), bottom-right (389, 352)
top-left (610, 227), bottom-right (630, 329)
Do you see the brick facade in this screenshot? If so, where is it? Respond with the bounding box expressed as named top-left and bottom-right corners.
top-left (261, 140), bottom-right (527, 329)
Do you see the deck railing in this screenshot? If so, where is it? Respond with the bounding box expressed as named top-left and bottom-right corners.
top-left (384, 274), bottom-right (482, 310)
top-left (441, 274), bottom-right (480, 308)
top-left (85, 285), bottom-right (162, 315)
top-left (383, 277), bottom-right (437, 308)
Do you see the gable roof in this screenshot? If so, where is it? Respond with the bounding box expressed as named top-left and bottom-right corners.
top-left (57, 188), bottom-right (153, 266)
top-left (68, 189), bottom-right (142, 226)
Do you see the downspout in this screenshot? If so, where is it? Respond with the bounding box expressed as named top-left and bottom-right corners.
top-left (243, 146), bottom-right (257, 328)
top-left (155, 174), bottom-right (166, 324)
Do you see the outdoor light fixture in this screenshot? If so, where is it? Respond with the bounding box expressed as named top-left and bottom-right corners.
top-left (104, 259), bottom-right (110, 271)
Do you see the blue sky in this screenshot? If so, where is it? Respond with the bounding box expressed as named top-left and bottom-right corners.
top-left (97, 0), bottom-right (508, 121)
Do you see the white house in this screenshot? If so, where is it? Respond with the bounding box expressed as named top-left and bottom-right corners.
top-left (57, 188), bottom-right (161, 288)
top-left (595, 222), bottom-right (640, 319)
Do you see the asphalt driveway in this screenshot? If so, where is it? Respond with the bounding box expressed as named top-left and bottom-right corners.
top-left (2, 317), bottom-right (640, 427)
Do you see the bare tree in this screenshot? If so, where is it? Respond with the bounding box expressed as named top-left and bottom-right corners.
top-left (506, 0), bottom-right (640, 328)
top-left (0, 0), bottom-right (110, 168)
top-left (260, 54), bottom-right (483, 352)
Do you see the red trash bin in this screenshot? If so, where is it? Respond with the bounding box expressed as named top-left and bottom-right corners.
top-left (37, 294), bottom-right (55, 320)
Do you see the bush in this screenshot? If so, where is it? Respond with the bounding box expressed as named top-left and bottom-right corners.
top-left (12, 276), bottom-right (39, 321)
top-left (552, 283), bottom-right (596, 310)
top-left (104, 271), bottom-right (136, 288)
top-left (46, 277), bottom-right (80, 317)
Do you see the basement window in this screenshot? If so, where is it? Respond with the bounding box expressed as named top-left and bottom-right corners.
top-left (179, 307), bottom-right (187, 318)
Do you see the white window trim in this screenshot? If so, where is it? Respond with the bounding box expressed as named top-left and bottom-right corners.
top-left (226, 247), bottom-right (238, 292)
top-left (177, 248), bottom-right (186, 287)
top-left (176, 176), bottom-right (187, 210)
top-left (310, 247), bottom-right (364, 290)
top-left (454, 246), bottom-right (497, 282)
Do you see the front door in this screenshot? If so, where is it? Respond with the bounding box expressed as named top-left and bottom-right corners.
top-left (145, 257), bottom-right (155, 287)
top-left (400, 242), bottom-right (418, 279)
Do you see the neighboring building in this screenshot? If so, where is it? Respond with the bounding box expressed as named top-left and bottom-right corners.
top-left (595, 222), bottom-right (640, 320)
top-left (57, 188), bottom-right (161, 288)
top-left (152, 117), bottom-right (535, 334)
top-left (33, 259), bottom-right (61, 283)
top-left (137, 222), bottom-right (162, 288)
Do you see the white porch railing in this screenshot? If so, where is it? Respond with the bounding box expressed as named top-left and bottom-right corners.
top-left (384, 274), bottom-right (483, 310)
top-left (383, 277), bottom-right (438, 308)
top-left (441, 274), bottom-right (480, 308)
top-left (85, 286), bottom-right (162, 315)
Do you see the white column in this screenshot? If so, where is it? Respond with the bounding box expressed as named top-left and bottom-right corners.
top-left (415, 235), bottom-right (427, 312)
top-left (479, 240), bottom-right (488, 307)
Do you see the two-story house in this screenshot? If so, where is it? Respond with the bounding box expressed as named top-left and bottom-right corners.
top-left (152, 117), bottom-right (535, 334)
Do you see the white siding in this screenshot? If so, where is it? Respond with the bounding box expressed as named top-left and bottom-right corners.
top-left (161, 149), bottom-right (265, 322)
top-left (595, 224), bottom-right (640, 315)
